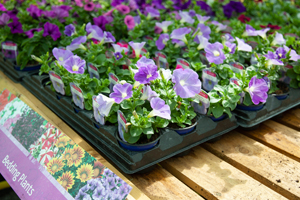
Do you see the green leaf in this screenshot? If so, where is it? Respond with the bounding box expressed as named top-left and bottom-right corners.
top-left (243, 92), bottom-right (253, 106)
top-left (100, 87), bottom-right (110, 94)
top-left (124, 130), bottom-right (140, 144)
top-left (121, 100), bottom-right (131, 109)
top-left (212, 104), bottom-right (223, 118)
top-left (143, 127), bottom-right (154, 135)
top-left (130, 126), bottom-right (143, 137)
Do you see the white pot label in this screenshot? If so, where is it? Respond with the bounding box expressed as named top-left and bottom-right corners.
top-left (49, 71), bottom-right (65, 95)
top-left (93, 95), bottom-right (105, 125)
top-left (70, 83), bottom-right (84, 110)
top-left (88, 63), bottom-right (100, 79)
top-left (230, 62), bottom-right (244, 74)
top-left (117, 110), bottom-right (127, 142)
top-left (176, 58), bottom-right (190, 69)
top-left (155, 52), bottom-right (169, 69)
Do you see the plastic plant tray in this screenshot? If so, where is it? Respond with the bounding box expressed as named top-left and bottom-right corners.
top-left (21, 75), bottom-right (239, 174)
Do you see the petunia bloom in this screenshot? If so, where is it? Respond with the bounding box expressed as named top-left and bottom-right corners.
top-left (27, 5), bottom-right (42, 18)
top-left (242, 25), bottom-right (258, 37)
top-left (179, 11), bottom-right (195, 24)
top-left (93, 16), bottom-right (109, 31)
top-left (140, 85), bottom-right (158, 101)
top-left (112, 44), bottom-right (129, 54)
top-left (194, 23), bottom-right (211, 40)
top-left (8, 20), bottom-right (23, 34)
top-left (124, 15), bottom-right (135, 29)
top-left (170, 27), bottom-right (191, 45)
top-left (158, 68), bottom-right (172, 81)
top-left (211, 21), bottom-right (227, 32)
top-left (66, 36), bottom-right (87, 51)
top-left (276, 47), bottom-right (286, 59)
top-left (43, 22), bottom-right (61, 41)
top-left (129, 41), bottom-right (146, 58)
top-left (223, 1), bottom-right (246, 18)
top-left (283, 45), bottom-right (300, 61)
top-left (110, 83), bottom-right (133, 104)
top-left (271, 32), bottom-right (286, 46)
top-left (172, 0), bottom-right (191, 10)
top-left (204, 42), bottom-right (225, 65)
top-left (145, 7), bottom-right (160, 18)
top-left (256, 28), bottom-right (270, 39)
top-left (172, 68), bottom-right (201, 98)
top-left (96, 94), bottom-right (115, 117)
top-left (264, 51), bottom-right (283, 66)
top-left (0, 3), bottom-right (7, 11)
top-left (155, 21), bottom-right (173, 33)
top-left (64, 24), bottom-right (75, 36)
top-left (84, 2), bottom-right (95, 11)
top-left (136, 56), bottom-right (156, 68)
top-left (148, 97), bottom-right (171, 120)
top-left (114, 52), bottom-right (123, 60)
top-left (156, 34), bottom-right (169, 50)
top-left (197, 1), bottom-right (215, 16)
top-left (25, 28), bottom-right (43, 38)
top-left (248, 76), bottom-right (269, 105)
top-left (0, 13), bottom-right (10, 26)
top-left (195, 35), bottom-right (209, 50)
top-left (236, 37), bottom-right (252, 52)
top-left (225, 41), bottom-right (236, 54)
top-left (86, 22), bottom-right (104, 41)
top-left (52, 48), bottom-right (74, 66)
top-left (195, 14), bottom-right (210, 23)
top-left (116, 4), bottom-right (130, 14)
top-left (238, 14), bottom-right (250, 23)
top-left (134, 63), bottom-right (159, 84)
top-left (63, 55), bottom-right (86, 74)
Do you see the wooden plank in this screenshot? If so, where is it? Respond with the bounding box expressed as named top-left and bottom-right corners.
top-left (238, 120), bottom-right (300, 162)
top-left (161, 146), bottom-right (287, 200)
top-left (274, 109), bottom-right (300, 131)
top-left (125, 165), bottom-right (204, 200)
top-left (0, 72), bottom-right (150, 200)
top-left (203, 131), bottom-right (300, 200)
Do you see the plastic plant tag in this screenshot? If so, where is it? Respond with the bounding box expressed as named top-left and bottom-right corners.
top-left (155, 52), bottom-right (169, 69)
top-left (117, 110), bottom-right (127, 142)
top-left (88, 63), bottom-right (100, 79)
top-left (230, 77), bottom-right (241, 86)
top-left (93, 95), bottom-right (105, 125)
top-left (176, 58), bottom-right (190, 69)
top-left (105, 50), bottom-right (114, 58)
top-left (1, 41), bottom-right (18, 59)
top-left (202, 68), bottom-right (218, 91)
top-left (109, 73), bottom-right (119, 93)
top-left (70, 83), bottom-right (84, 110)
top-left (141, 48), bottom-right (147, 56)
top-left (49, 71), bottom-right (65, 95)
top-left (229, 62), bottom-right (244, 74)
top-left (230, 78), bottom-right (245, 104)
top-left (192, 89), bottom-right (210, 115)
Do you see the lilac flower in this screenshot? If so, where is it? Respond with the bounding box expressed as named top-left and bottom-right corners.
top-left (111, 0), bottom-right (125, 7)
top-left (170, 27), bottom-right (191, 44)
top-left (43, 22), bottom-right (61, 41)
top-left (189, 10), bottom-right (196, 17)
top-left (86, 22), bottom-right (104, 41)
top-left (84, 2), bottom-right (95, 11)
top-left (276, 47), bottom-right (286, 59)
top-left (211, 21), bottom-right (227, 32)
top-left (0, 3), bottom-right (6, 11)
top-left (141, 85), bottom-right (158, 101)
top-left (0, 13), bottom-right (10, 26)
top-left (156, 34), bottom-right (170, 50)
top-left (104, 31), bottom-right (116, 43)
top-left (42, 10), bottom-right (55, 18)
top-left (112, 44), bottom-right (129, 54)
top-left (110, 83), bottom-right (133, 104)
top-left (93, 16), bottom-right (109, 31)
top-left (224, 33), bottom-right (235, 42)
top-left (225, 41), bottom-right (236, 54)
top-left (179, 11), bottom-right (195, 24)
top-left (133, 16), bottom-right (141, 25)
top-left (148, 97), bottom-right (171, 120)
top-left (145, 7), bottom-right (160, 18)
top-left (264, 51), bottom-right (284, 66)
top-left (25, 28), bottom-right (43, 38)
top-left (64, 24), bottom-right (75, 36)
top-left (256, 28), bottom-right (270, 39)
top-left (242, 25), bottom-right (258, 37)
top-left (134, 63), bottom-right (158, 84)
top-left (195, 35), bottom-right (209, 50)
top-left (172, 0), bottom-right (191, 10)
top-left (283, 45), bottom-right (300, 61)
top-left (66, 36), bottom-right (87, 51)
top-left (52, 48), bottom-right (74, 66)
top-left (205, 42), bottom-right (225, 65)
top-left (158, 68), bottom-right (172, 81)
top-left (153, 0), bottom-right (166, 9)
top-left (172, 68), bottom-right (201, 98)
top-left (124, 15), bottom-right (136, 29)
top-left (50, 6), bottom-right (70, 21)
top-left (92, 186), bottom-right (107, 199)
top-left (136, 56), bottom-right (156, 68)
top-left (114, 52), bottom-right (123, 60)
top-left (248, 76), bottom-right (269, 105)
top-left (129, 41), bottom-right (146, 58)
top-left (271, 32), bottom-right (286, 46)
top-left (236, 37), bottom-right (252, 52)
top-left (96, 94), bottom-right (115, 116)
top-left (223, 1), bottom-right (246, 18)
top-left (196, 1), bottom-right (215, 16)
top-left (155, 21), bottom-right (173, 33)
top-left (63, 55), bottom-right (86, 74)
top-left (8, 20), bottom-right (23, 34)
top-left (194, 23), bottom-right (211, 40)
top-left (196, 14), bottom-right (210, 23)
top-left (27, 5), bottom-right (42, 18)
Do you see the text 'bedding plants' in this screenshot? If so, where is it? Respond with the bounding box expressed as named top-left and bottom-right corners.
top-left (24, 0), bottom-right (300, 147)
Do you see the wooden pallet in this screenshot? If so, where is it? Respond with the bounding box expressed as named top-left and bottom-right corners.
top-left (1, 70), bottom-right (300, 200)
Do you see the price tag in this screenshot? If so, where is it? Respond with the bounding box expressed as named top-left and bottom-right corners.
top-left (194, 90), bottom-right (210, 105)
top-left (141, 48), bottom-right (147, 56)
top-left (49, 71), bottom-right (65, 95)
top-left (109, 73), bottom-right (119, 92)
top-left (1, 41), bottom-right (18, 59)
top-left (176, 58), bottom-right (190, 69)
top-left (93, 95), bottom-right (105, 125)
top-left (230, 62), bottom-right (244, 74)
top-left (230, 77), bottom-right (241, 86)
top-left (202, 69), bottom-right (218, 91)
top-left (192, 89), bottom-right (210, 115)
top-left (70, 83), bottom-right (84, 110)
top-left (117, 110), bottom-right (127, 142)
top-left (155, 52), bottom-right (169, 69)
top-left (88, 63), bottom-right (100, 79)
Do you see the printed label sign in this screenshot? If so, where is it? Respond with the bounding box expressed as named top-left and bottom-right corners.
top-left (155, 52), bottom-right (169, 69)
top-left (117, 110), bottom-right (127, 142)
top-left (202, 69), bottom-right (218, 82)
top-left (88, 63), bottom-right (100, 79)
top-left (202, 69), bottom-right (218, 92)
top-left (230, 77), bottom-right (241, 86)
top-left (194, 90), bottom-right (210, 105)
top-left (49, 71), bottom-right (65, 95)
top-left (109, 73), bottom-right (119, 93)
top-left (192, 89), bottom-right (210, 115)
top-left (1, 41), bottom-right (18, 59)
top-left (141, 48), bottom-right (147, 56)
top-left (230, 62), bottom-right (244, 74)
top-left (70, 83), bottom-right (84, 110)
top-left (176, 58), bottom-right (190, 69)
top-left (93, 96), bottom-right (105, 125)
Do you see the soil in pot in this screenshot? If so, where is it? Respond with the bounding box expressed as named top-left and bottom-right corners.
top-left (134, 132), bottom-right (160, 145)
top-left (273, 81), bottom-right (289, 95)
top-left (167, 117), bottom-right (197, 129)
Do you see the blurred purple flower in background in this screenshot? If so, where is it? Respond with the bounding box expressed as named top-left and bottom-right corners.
top-left (116, 4), bottom-right (130, 14)
top-left (172, 0), bottom-right (191, 10)
top-left (84, 1), bottom-right (95, 11)
top-left (211, 21), bottom-right (227, 32)
top-left (283, 45), bottom-right (300, 61)
top-left (64, 24), bottom-right (75, 36)
top-left (155, 21), bottom-right (173, 33)
top-left (242, 24), bottom-right (258, 37)
top-left (8, 20), bottom-right (23, 34)
top-left (271, 32), bottom-right (286, 46)
top-left (93, 16), bottom-right (109, 30)
top-left (124, 15), bottom-right (136, 29)
top-left (152, 0), bottom-right (166, 9)
top-left (27, 5), bottom-right (42, 18)
top-left (223, 0), bottom-right (246, 18)
top-left (86, 22), bottom-right (104, 41)
top-left (170, 27), bottom-right (191, 44)
top-left (196, 14), bottom-right (210, 23)
top-left (179, 11), bottom-right (195, 24)
top-left (0, 13), bottom-right (10, 26)
top-left (25, 28), bottom-right (43, 38)
top-left (43, 22), bottom-right (61, 41)
top-left (66, 36), bottom-right (87, 51)
top-left (196, 1), bottom-right (215, 16)
top-left (156, 34), bottom-right (169, 50)
top-left (145, 7), bottom-right (160, 18)
top-left (0, 3), bottom-right (7, 11)
top-left (194, 23), bottom-right (211, 40)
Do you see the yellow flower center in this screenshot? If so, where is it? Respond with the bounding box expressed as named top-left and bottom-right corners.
top-left (279, 53), bottom-right (282, 57)
top-left (59, 57), bottom-right (64, 61)
top-left (65, 154), bottom-right (70, 160)
top-left (94, 168), bottom-right (100, 177)
top-left (213, 51), bottom-right (220, 57)
top-left (51, 164), bottom-right (58, 171)
top-left (72, 65), bottom-right (79, 71)
top-left (81, 172), bottom-right (87, 180)
top-left (122, 93), bottom-right (127, 98)
top-left (147, 74), bottom-right (152, 79)
top-left (62, 180), bottom-right (68, 187)
top-left (250, 86), bottom-right (255, 92)
top-left (180, 80), bottom-right (186, 86)
top-left (72, 153), bottom-right (78, 160)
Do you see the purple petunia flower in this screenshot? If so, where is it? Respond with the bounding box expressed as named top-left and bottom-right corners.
top-left (93, 16), bottom-right (109, 31)
top-left (141, 85), bottom-right (158, 101)
top-left (196, 14), bottom-right (210, 23)
top-left (25, 28), bottom-right (43, 38)
top-left (189, 10), bottom-right (196, 17)
top-left (156, 34), bottom-right (170, 50)
top-left (264, 51), bottom-right (284, 66)
top-left (224, 33), bottom-right (235, 42)
top-left (170, 27), bottom-right (191, 44)
top-left (86, 22), bottom-right (104, 41)
top-left (133, 16), bottom-right (141, 25)
top-left (172, 0), bottom-right (191, 10)
top-left (116, 4), bottom-right (130, 14)
top-left (256, 28), bottom-right (270, 39)
top-left (96, 94), bottom-right (115, 116)
top-left (155, 21), bottom-right (173, 33)
top-left (134, 63), bottom-right (158, 84)
top-left (124, 15), bottom-right (136, 30)
top-left (225, 41), bottom-right (236, 54)
top-left (114, 52), bottom-right (123, 60)
top-left (242, 24), bottom-right (258, 37)
top-left (64, 24), bottom-right (75, 36)
top-left (112, 44), bottom-right (129, 54)
top-left (145, 7), bottom-right (160, 18)
top-left (195, 35), bottom-right (209, 50)
top-left (110, 83), bottom-right (133, 104)
top-left (283, 45), bottom-right (300, 61)
top-left (84, 2), bottom-right (95, 11)
top-left (196, 1), bottom-right (215, 16)
top-left (153, 0), bottom-right (166, 9)
top-left (43, 22), bottom-right (61, 41)
top-left (194, 23), bottom-right (211, 40)
top-left (111, 0), bottom-right (125, 7)
top-left (136, 56), bottom-right (156, 68)
top-left (223, 1), bottom-right (246, 18)
top-left (271, 32), bottom-right (286, 46)
top-left (129, 41), bottom-right (146, 58)
top-left (66, 36), bottom-right (87, 51)
top-left (172, 39), bottom-right (185, 48)
top-left (179, 11), bottom-right (195, 24)
top-left (205, 42), bottom-right (225, 65)
top-left (172, 68), bottom-right (201, 98)
top-left (0, 13), bottom-right (10, 26)
top-left (211, 21), bottom-right (227, 32)
top-left (276, 47), bottom-right (286, 59)
top-left (63, 55), bottom-right (86, 74)
top-left (7, 9), bottom-right (18, 20)
top-left (148, 97), bottom-right (171, 120)
top-left (0, 3), bottom-right (6, 11)
top-left (104, 31), bottom-right (116, 43)
top-left (52, 48), bottom-right (73, 66)
top-left (236, 37), bottom-right (252, 52)
top-left (8, 20), bottom-right (23, 34)
top-left (248, 76), bottom-right (269, 105)
top-left (27, 5), bottom-right (42, 18)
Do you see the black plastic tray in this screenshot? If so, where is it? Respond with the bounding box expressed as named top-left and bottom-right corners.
top-left (21, 75), bottom-right (239, 174)
top-left (233, 89), bottom-right (300, 127)
top-left (0, 56), bottom-right (40, 83)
